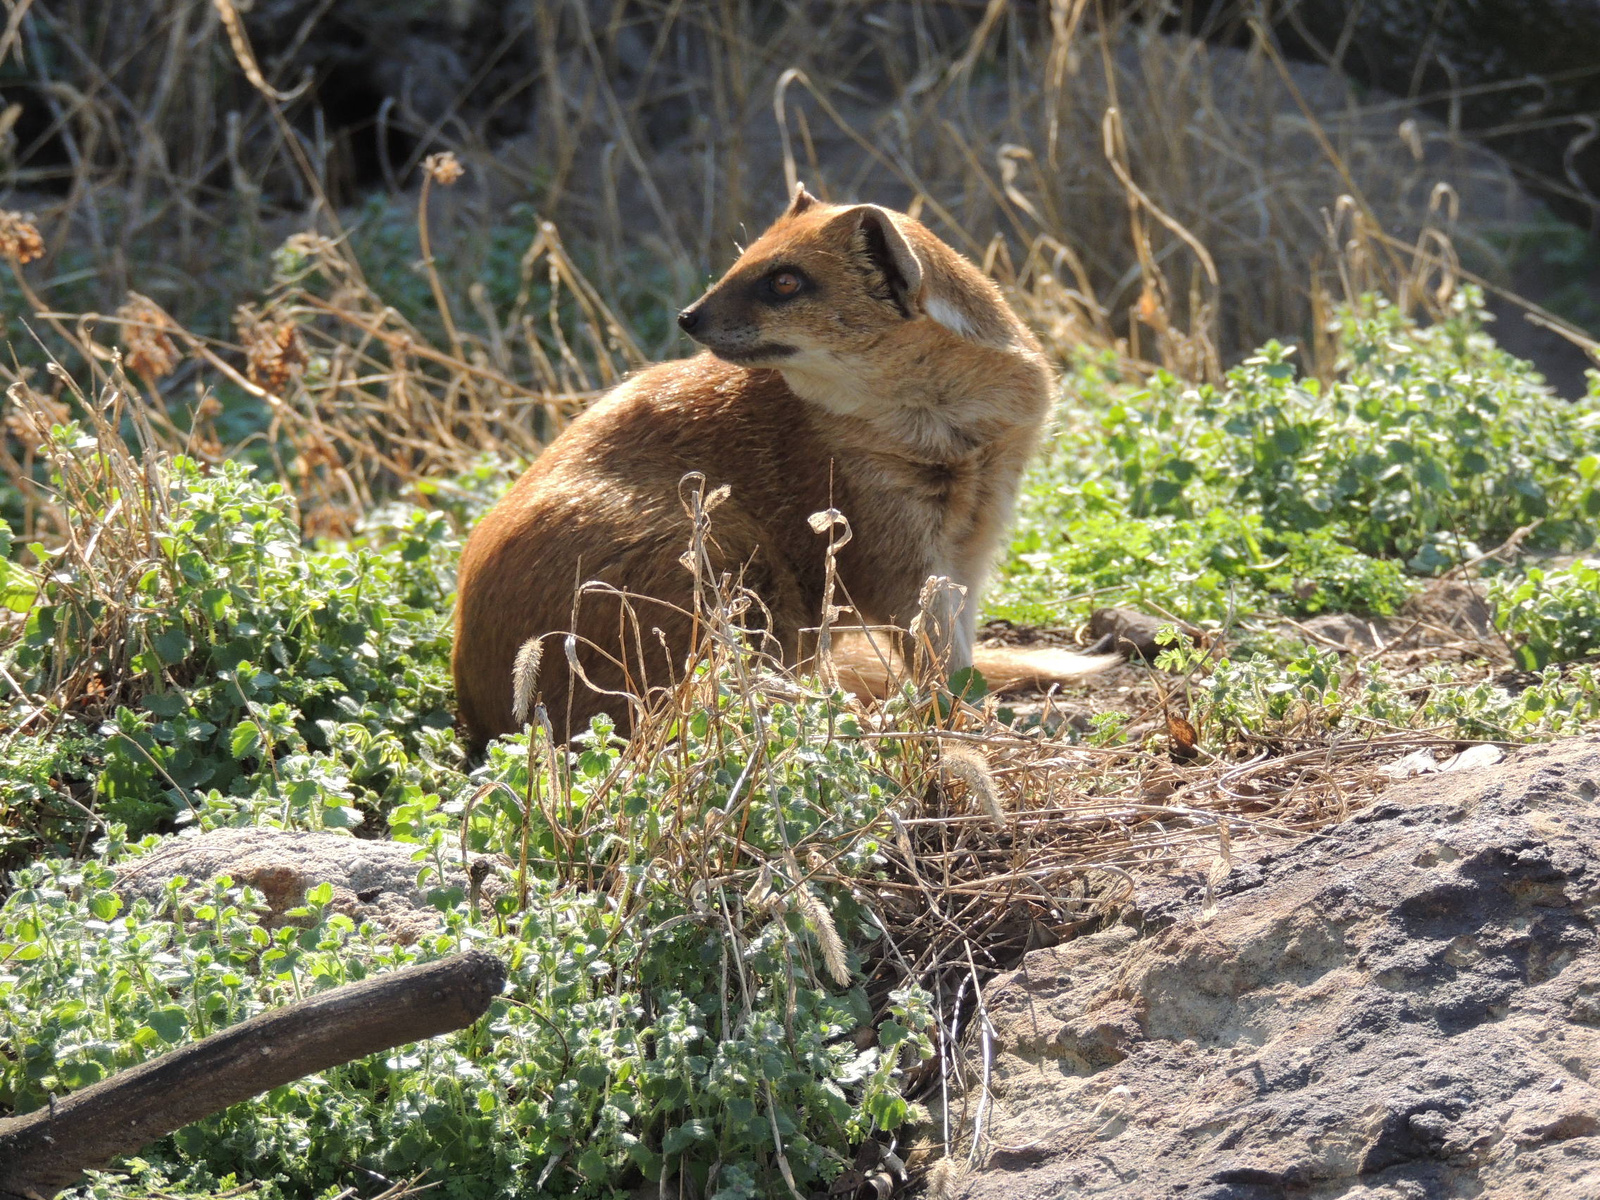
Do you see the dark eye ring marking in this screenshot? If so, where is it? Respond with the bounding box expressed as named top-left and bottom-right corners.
top-left (768, 269), bottom-right (804, 299)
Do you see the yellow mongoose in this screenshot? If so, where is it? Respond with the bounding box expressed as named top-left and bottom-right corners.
top-left (453, 185), bottom-right (1113, 746)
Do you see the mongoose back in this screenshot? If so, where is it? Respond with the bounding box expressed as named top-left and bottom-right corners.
top-left (453, 185), bottom-right (1112, 747)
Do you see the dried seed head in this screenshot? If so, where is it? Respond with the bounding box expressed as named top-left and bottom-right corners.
top-left (291, 437), bottom-right (340, 478)
top-left (1136, 286), bottom-right (1165, 329)
top-left (1398, 117), bottom-right (1424, 162)
top-left (284, 231), bottom-right (337, 258)
top-left (927, 1157), bottom-right (964, 1200)
top-left (273, 231), bottom-right (340, 282)
top-left (235, 305), bottom-right (307, 394)
top-left (301, 505), bottom-right (355, 541)
top-left (939, 743), bottom-right (1004, 820)
top-left (115, 294), bottom-right (181, 382)
top-left (512, 636), bottom-right (544, 725)
top-left (423, 151), bottom-right (464, 186)
top-left (793, 885), bottom-right (851, 987)
top-left (744, 862), bottom-right (776, 913)
top-left (0, 211), bottom-right (43, 264)
top-left (3, 383), bottom-right (69, 444)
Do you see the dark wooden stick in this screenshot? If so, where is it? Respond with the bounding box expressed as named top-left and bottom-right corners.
top-left (0, 949), bottom-right (506, 1200)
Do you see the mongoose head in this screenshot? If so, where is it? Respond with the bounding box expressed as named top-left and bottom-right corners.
top-left (677, 184), bottom-right (1027, 410)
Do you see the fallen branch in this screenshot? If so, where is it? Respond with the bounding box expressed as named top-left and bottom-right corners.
top-left (0, 950), bottom-right (507, 1200)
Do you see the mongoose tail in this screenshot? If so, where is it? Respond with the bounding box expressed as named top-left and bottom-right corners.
top-left (829, 638), bottom-right (1119, 699)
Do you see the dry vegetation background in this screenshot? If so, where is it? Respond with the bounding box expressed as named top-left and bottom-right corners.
top-left (0, 0), bottom-right (1596, 530)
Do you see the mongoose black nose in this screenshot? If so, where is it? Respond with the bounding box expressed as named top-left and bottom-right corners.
top-left (677, 307), bottom-right (701, 334)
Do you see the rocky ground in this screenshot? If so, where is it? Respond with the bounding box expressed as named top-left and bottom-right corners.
top-left (948, 737), bottom-right (1600, 1199)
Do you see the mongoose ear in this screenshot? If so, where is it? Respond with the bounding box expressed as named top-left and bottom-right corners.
top-left (852, 205), bottom-right (924, 318)
top-left (786, 182), bottom-right (819, 217)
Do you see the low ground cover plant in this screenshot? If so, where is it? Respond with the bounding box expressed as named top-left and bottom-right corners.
top-left (1489, 558), bottom-right (1600, 669)
top-left (0, 390), bottom-right (938, 1197)
top-left (991, 289), bottom-right (1600, 628)
top-left (4, 696), bottom-right (933, 1200)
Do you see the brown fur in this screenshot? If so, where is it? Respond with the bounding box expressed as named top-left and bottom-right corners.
top-left (453, 186), bottom-right (1113, 747)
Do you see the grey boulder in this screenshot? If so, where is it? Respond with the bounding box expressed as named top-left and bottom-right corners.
top-left (954, 737), bottom-right (1600, 1199)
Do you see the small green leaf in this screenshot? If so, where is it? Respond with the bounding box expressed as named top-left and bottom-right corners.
top-left (230, 721), bottom-right (262, 760)
top-left (142, 691), bottom-right (186, 719)
top-left (662, 1118), bottom-right (714, 1155)
top-left (947, 666), bottom-right (988, 704)
top-left (151, 626), bottom-right (193, 665)
top-left (146, 1006), bottom-right (189, 1044)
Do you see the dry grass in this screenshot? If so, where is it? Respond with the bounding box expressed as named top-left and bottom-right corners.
top-left (2, 0), bottom-right (1591, 399)
top-left (2, 0), bottom-right (1585, 535)
top-left (0, 359), bottom-right (169, 726)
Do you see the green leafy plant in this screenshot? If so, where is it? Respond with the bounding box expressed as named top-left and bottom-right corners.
top-left (1190, 644), bottom-right (1600, 748)
top-left (1490, 559), bottom-right (1600, 669)
top-left (0, 439), bottom-right (940, 1198)
top-left (3, 689), bottom-right (937, 1200)
top-left (991, 289), bottom-right (1600, 630)
top-left (7, 443), bottom-right (460, 835)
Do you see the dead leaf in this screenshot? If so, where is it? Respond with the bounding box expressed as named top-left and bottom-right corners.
top-left (1167, 712), bottom-right (1199, 760)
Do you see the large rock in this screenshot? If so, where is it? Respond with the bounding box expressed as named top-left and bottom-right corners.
top-left (114, 827), bottom-right (502, 943)
top-left (955, 737), bottom-right (1600, 1199)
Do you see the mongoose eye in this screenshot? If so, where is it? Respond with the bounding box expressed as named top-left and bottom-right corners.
top-left (767, 270), bottom-right (804, 299)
